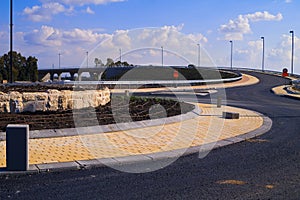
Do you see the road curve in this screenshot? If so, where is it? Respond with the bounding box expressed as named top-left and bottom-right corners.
top-left (1, 72), bottom-right (300, 200)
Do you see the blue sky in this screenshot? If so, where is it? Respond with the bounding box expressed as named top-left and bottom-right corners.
top-left (0, 0), bottom-right (299, 73)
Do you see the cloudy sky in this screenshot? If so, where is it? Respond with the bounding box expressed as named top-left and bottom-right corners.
top-left (0, 0), bottom-right (299, 73)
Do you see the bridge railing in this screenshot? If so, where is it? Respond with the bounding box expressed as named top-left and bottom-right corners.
top-left (61, 75), bottom-right (242, 87)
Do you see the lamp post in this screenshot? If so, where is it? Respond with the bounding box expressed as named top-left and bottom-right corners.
top-left (58, 53), bottom-right (61, 69)
top-left (290, 30), bottom-right (294, 75)
top-left (86, 51), bottom-right (89, 68)
top-left (9, 0), bottom-right (13, 83)
top-left (261, 37), bottom-right (265, 72)
top-left (161, 46), bottom-right (164, 67)
top-left (119, 48), bottom-right (122, 63)
top-left (230, 41), bottom-right (233, 69)
top-left (197, 43), bottom-right (200, 67)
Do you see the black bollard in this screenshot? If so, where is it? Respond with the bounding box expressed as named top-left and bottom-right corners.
top-left (6, 125), bottom-right (29, 171)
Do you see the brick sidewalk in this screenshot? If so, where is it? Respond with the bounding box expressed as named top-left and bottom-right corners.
top-left (0, 103), bottom-right (263, 167)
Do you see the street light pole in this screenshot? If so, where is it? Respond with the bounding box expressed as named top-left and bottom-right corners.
top-left (86, 51), bottom-right (89, 68)
top-left (161, 46), bottom-right (164, 67)
top-left (119, 48), bottom-right (122, 63)
top-left (197, 43), bottom-right (200, 67)
top-left (9, 0), bottom-right (13, 83)
top-left (290, 30), bottom-right (294, 75)
top-left (230, 41), bottom-right (233, 69)
top-left (261, 37), bottom-right (265, 72)
top-left (58, 53), bottom-right (61, 69)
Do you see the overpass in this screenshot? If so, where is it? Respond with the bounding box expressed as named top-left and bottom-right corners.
top-left (38, 67), bottom-right (107, 81)
top-left (38, 65), bottom-right (195, 82)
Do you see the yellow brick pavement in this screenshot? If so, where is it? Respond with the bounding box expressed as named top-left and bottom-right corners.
top-left (0, 103), bottom-right (263, 167)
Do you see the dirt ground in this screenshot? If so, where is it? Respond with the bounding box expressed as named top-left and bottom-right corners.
top-left (0, 96), bottom-right (194, 131)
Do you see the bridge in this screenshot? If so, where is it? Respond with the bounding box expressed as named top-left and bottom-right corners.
top-left (38, 65), bottom-right (197, 82)
top-left (38, 67), bottom-right (107, 81)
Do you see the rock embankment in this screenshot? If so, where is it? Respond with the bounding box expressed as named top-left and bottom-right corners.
top-left (0, 88), bottom-right (110, 113)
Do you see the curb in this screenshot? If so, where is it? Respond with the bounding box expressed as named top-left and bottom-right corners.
top-left (0, 103), bottom-right (201, 141)
top-left (0, 113), bottom-right (272, 176)
top-left (271, 87), bottom-right (300, 101)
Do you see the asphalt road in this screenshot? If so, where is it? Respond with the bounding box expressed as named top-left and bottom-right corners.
top-left (1, 72), bottom-right (300, 200)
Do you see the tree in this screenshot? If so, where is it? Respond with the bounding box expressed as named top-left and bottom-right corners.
top-left (94, 58), bottom-right (103, 67)
top-left (0, 51), bottom-right (38, 82)
top-left (26, 56), bottom-right (38, 82)
top-left (1, 52), bottom-right (21, 82)
top-left (0, 56), bottom-right (7, 82)
top-left (105, 58), bottom-right (114, 67)
top-left (115, 61), bottom-right (122, 66)
top-left (103, 58), bottom-right (133, 68)
top-left (115, 61), bottom-right (130, 67)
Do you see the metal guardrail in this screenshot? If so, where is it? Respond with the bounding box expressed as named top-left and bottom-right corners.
top-left (64, 75), bottom-right (242, 86)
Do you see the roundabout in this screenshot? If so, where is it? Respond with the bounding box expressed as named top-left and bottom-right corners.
top-left (0, 72), bottom-right (267, 171)
top-left (1, 71), bottom-right (300, 199)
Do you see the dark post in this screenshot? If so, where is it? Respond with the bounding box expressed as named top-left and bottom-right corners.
top-left (197, 43), bottom-right (200, 67)
top-left (161, 46), bottom-right (164, 67)
top-left (290, 30), bottom-right (294, 75)
top-left (58, 53), bottom-right (61, 69)
top-left (6, 125), bottom-right (29, 171)
top-left (9, 0), bottom-right (13, 83)
top-left (230, 41), bottom-right (233, 70)
top-left (86, 51), bottom-right (89, 68)
top-left (261, 37), bottom-right (265, 72)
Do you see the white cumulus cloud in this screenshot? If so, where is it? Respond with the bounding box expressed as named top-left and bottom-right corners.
top-left (24, 26), bottom-right (109, 47)
top-left (16, 25), bottom-right (209, 68)
top-left (93, 26), bottom-right (209, 66)
top-left (219, 11), bottom-right (283, 40)
top-left (23, 0), bottom-right (124, 22)
top-left (245, 11), bottom-right (283, 22)
top-left (268, 34), bottom-right (300, 63)
top-left (24, 26), bottom-right (62, 46)
top-left (219, 15), bottom-right (251, 40)
top-left (23, 2), bottom-right (72, 22)
top-left (40, 0), bottom-right (125, 6)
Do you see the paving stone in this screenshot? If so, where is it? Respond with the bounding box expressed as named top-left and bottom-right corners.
top-left (77, 159), bottom-right (106, 169)
top-left (0, 165), bottom-right (39, 176)
top-left (113, 155), bottom-right (152, 165)
top-left (36, 162), bottom-right (80, 172)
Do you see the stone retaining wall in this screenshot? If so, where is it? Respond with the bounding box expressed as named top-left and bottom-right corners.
top-left (0, 88), bottom-right (110, 113)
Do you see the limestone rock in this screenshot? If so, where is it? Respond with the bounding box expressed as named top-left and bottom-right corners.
top-left (0, 92), bottom-right (10, 101)
top-left (100, 87), bottom-right (111, 106)
top-left (61, 90), bottom-right (73, 110)
top-left (23, 101), bottom-right (36, 113)
top-left (23, 93), bottom-right (37, 102)
top-left (0, 87), bottom-right (111, 113)
top-left (0, 102), bottom-right (10, 113)
top-left (9, 91), bottom-right (23, 113)
top-left (9, 91), bottom-right (22, 100)
top-left (47, 90), bottom-right (61, 111)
